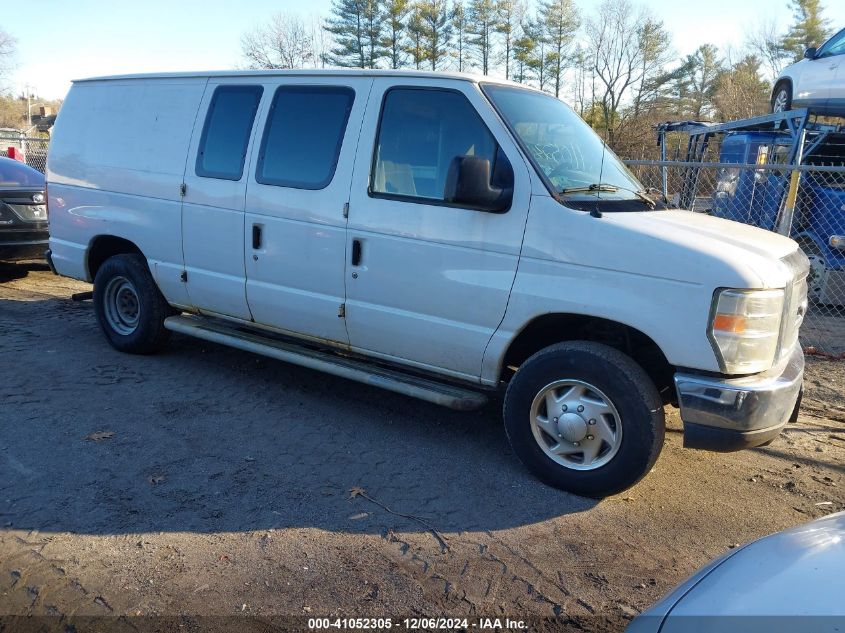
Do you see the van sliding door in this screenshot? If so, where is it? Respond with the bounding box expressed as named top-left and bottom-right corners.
top-left (241, 79), bottom-right (371, 345)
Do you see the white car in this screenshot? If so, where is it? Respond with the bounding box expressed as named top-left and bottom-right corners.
top-left (772, 27), bottom-right (845, 114)
top-left (46, 70), bottom-right (807, 498)
top-left (629, 511), bottom-right (845, 632)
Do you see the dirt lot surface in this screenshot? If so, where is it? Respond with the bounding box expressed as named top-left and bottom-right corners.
top-left (2, 262), bottom-right (844, 631)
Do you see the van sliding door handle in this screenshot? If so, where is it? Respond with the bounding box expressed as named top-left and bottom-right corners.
top-left (351, 239), bottom-right (362, 266)
top-left (252, 225), bottom-right (262, 250)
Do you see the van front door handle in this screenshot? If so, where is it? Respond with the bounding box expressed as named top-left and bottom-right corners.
top-left (351, 238), bottom-right (362, 266)
top-left (252, 224), bottom-right (262, 250)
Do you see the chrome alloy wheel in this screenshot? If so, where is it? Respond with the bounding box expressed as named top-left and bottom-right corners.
top-left (103, 275), bottom-right (141, 335)
top-left (529, 379), bottom-right (623, 471)
top-left (772, 89), bottom-right (789, 113)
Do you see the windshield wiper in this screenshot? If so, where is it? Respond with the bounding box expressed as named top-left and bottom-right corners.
top-left (559, 183), bottom-right (661, 211)
top-left (559, 183), bottom-right (619, 195)
top-left (631, 189), bottom-right (656, 210)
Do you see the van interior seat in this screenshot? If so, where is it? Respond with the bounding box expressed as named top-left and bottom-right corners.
top-left (375, 160), bottom-right (417, 196)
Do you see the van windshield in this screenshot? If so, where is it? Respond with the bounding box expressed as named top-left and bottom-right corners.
top-left (482, 84), bottom-right (655, 210)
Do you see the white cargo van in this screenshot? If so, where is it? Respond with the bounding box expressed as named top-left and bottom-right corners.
top-left (46, 70), bottom-right (807, 497)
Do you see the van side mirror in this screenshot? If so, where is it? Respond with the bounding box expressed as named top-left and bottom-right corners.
top-left (804, 47), bottom-right (817, 59)
top-left (443, 154), bottom-right (513, 213)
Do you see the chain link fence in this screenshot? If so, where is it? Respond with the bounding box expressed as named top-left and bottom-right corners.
top-left (625, 158), bottom-right (845, 357)
top-left (0, 135), bottom-right (49, 173)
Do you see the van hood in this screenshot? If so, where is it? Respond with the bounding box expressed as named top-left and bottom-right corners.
top-left (604, 209), bottom-right (799, 287)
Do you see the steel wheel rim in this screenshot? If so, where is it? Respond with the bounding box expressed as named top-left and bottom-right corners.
top-left (773, 89), bottom-right (788, 113)
top-left (103, 275), bottom-right (140, 335)
top-left (807, 254), bottom-right (826, 300)
top-left (529, 379), bottom-right (623, 471)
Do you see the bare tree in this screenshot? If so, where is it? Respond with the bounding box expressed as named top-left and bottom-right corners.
top-left (570, 44), bottom-right (590, 116)
top-left (241, 13), bottom-right (316, 69)
top-left (0, 29), bottom-right (16, 85)
top-left (744, 19), bottom-right (788, 81)
top-left (311, 15), bottom-right (333, 68)
top-left (587, 0), bottom-right (666, 142)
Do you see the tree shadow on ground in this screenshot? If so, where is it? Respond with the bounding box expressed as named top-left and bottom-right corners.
top-left (0, 294), bottom-right (597, 538)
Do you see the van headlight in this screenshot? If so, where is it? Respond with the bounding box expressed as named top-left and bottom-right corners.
top-left (708, 289), bottom-right (785, 374)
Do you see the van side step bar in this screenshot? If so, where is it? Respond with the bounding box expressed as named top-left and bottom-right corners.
top-left (163, 315), bottom-right (488, 411)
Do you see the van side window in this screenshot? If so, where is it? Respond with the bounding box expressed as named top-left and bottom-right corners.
top-left (256, 86), bottom-right (354, 190)
top-left (196, 85), bottom-right (263, 181)
top-left (371, 88), bottom-right (499, 204)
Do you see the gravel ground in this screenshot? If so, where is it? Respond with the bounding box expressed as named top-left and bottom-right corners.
top-left (1, 262), bottom-right (844, 631)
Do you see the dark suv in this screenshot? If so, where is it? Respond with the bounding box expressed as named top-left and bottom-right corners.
top-left (0, 156), bottom-right (48, 261)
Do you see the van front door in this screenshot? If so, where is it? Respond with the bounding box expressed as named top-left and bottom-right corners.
top-left (242, 80), bottom-right (370, 346)
top-left (344, 80), bottom-right (531, 382)
top-left (182, 81), bottom-right (264, 320)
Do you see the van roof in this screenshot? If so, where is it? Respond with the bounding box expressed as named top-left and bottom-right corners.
top-left (73, 68), bottom-right (517, 86)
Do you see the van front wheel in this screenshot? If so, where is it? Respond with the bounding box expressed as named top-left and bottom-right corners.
top-left (503, 341), bottom-right (665, 498)
top-left (93, 253), bottom-right (173, 354)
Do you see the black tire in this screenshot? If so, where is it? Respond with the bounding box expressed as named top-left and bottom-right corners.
top-left (503, 341), bottom-right (665, 498)
top-left (771, 82), bottom-right (792, 113)
top-left (93, 253), bottom-right (173, 354)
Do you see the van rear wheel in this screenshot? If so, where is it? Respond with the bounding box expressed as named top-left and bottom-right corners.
top-left (93, 253), bottom-right (173, 354)
top-left (503, 341), bottom-right (665, 498)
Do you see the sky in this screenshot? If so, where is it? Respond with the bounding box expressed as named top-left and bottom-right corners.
top-left (2, 0), bottom-right (845, 100)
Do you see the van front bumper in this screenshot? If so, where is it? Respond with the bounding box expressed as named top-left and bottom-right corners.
top-left (674, 344), bottom-right (804, 452)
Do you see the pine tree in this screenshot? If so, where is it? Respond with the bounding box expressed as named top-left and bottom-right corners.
top-left (362, 0), bottom-right (386, 67)
top-left (451, 1), bottom-right (470, 72)
top-left (467, 0), bottom-right (497, 75)
top-left (540, 0), bottom-right (579, 98)
top-left (325, 0), bottom-right (384, 68)
top-left (496, 0), bottom-right (522, 80)
top-left (382, 0), bottom-right (411, 69)
top-left (405, 4), bottom-right (428, 69)
top-left (782, 0), bottom-right (832, 61)
top-left (325, 0), bottom-right (366, 67)
top-left (713, 54), bottom-right (771, 120)
top-left (522, 15), bottom-right (549, 91)
top-left (419, 0), bottom-right (453, 70)
top-left (513, 24), bottom-right (536, 84)
top-left (680, 44), bottom-right (722, 119)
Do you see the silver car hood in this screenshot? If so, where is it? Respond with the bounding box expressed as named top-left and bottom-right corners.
top-left (629, 511), bottom-right (845, 632)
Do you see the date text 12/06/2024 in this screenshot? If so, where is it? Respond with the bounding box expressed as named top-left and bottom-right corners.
top-left (307, 617), bottom-right (528, 630)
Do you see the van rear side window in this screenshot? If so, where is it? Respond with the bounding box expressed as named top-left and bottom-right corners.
top-left (256, 86), bottom-right (354, 190)
top-left (196, 85), bottom-right (263, 181)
